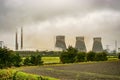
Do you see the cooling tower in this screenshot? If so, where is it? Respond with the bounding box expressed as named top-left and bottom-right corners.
top-left (92, 37), bottom-right (103, 52)
top-left (55, 36), bottom-right (66, 50)
top-left (75, 36), bottom-right (87, 52)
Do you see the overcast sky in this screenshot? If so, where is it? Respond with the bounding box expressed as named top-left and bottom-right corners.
top-left (0, 0), bottom-right (120, 51)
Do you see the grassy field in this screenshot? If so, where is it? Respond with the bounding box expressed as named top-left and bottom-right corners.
top-left (41, 56), bottom-right (118, 64)
top-left (21, 60), bottom-right (120, 80)
top-left (42, 57), bottom-right (60, 64)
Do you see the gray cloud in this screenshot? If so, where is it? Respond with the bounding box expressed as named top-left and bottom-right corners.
top-left (0, 0), bottom-right (120, 50)
top-left (0, 0), bottom-right (120, 32)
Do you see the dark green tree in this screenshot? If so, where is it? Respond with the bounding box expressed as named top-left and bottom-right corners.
top-left (76, 52), bottom-right (86, 62)
top-left (60, 46), bottom-right (78, 63)
top-left (87, 51), bottom-right (96, 61)
top-left (30, 55), bottom-right (43, 65)
top-left (23, 57), bottom-right (31, 66)
top-left (0, 47), bottom-right (13, 68)
top-left (95, 52), bottom-right (108, 61)
top-left (12, 53), bottom-right (22, 67)
top-left (118, 53), bottom-right (120, 59)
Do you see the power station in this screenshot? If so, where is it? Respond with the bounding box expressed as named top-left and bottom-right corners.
top-left (92, 37), bottom-right (103, 52)
top-left (75, 36), bottom-right (87, 52)
top-left (55, 35), bottom-right (66, 50)
top-left (14, 28), bottom-right (104, 52)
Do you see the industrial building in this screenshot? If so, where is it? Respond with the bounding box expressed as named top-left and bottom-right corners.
top-left (92, 37), bottom-right (103, 52)
top-left (75, 36), bottom-right (87, 52)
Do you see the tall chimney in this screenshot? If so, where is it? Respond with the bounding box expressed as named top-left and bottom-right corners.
top-left (15, 31), bottom-right (18, 50)
top-left (21, 27), bottom-right (23, 50)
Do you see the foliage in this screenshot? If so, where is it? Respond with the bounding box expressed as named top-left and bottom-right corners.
top-left (75, 52), bottom-right (86, 62)
top-left (87, 51), bottom-right (96, 61)
top-left (30, 55), bottom-right (43, 65)
top-left (0, 47), bottom-right (23, 68)
top-left (12, 53), bottom-right (22, 67)
top-left (60, 46), bottom-right (78, 63)
top-left (0, 47), bottom-right (14, 68)
top-left (23, 57), bottom-right (31, 66)
top-left (95, 52), bottom-right (108, 61)
top-left (0, 69), bottom-right (58, 80)
top-left (118, 53), bottom-right (120, 59)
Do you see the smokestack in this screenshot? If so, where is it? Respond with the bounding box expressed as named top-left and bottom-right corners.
top-left (75, 36), bottom-right (87, 52)
top-left (15, 31), bottom-right (18, 50)
top-left (92, 37), bottom-right (103, 52)
top-left (21, 27), bottom-right (23, 50)
top-left (55, 35), bottom-right (66, 50)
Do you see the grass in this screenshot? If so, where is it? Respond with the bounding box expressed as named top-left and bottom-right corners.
top-left (21, 60), bottom-right (120, 80)
top-left (0, 69), bottom-right (58, 80)
top-left (107, 56), bottom-right (119, 61)
top-left (42, 57), bottom-right (60, 64)
top-left (41, 56), bottom-right (119, 64)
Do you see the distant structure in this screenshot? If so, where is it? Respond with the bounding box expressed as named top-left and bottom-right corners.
top-left (0, 41), bottom-right (4, 48)
top-left (118, 48), bottom-right (120, 53)
top-left (55, 35), bottom-right (66, 50)
top-left (75, 36), bottom-right (87, 52)
top-left (15, 31), bottom-right (18, 50)
top-left (92, 37), bottom-right (103, 52)
top-left (21, 27), bottom-right (23, 50)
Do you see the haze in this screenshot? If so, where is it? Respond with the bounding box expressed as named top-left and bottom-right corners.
top-left (0, 0), bottom-right (120, 51)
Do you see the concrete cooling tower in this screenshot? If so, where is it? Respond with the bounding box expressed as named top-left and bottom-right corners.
top-left (75, 37), bottom-right (87, 52)
top-left (55, 36), bottom-right (66, 50)
top-left (92, 37), bottom-right (103, 52)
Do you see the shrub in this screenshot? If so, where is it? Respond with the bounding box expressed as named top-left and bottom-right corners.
top-left (60, 46), bottom-right (78, 63)
top-left (0, 47), bottom-right (14, 68)
top-left (23, 57), bottom-right (31, 66)
top-left (118, 53), bottom-right (120, 59)
top-left (0, 69), bottom-right (58, 80)
top-left (87, 51), bottom-right (96, 61)
top-left (30, 55), bottom-right (43, 65)
top-left (75, 52), bottom-right (86, 62)
top-left (12, 53), bottom-right (22, 67)
top-left (95, 52), bottom-right (108, 61)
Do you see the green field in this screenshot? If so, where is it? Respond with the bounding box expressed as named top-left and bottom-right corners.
top-left (41, 56), bottom-right (118, 64)
top-left (42, 57), bottom-right (60, 64)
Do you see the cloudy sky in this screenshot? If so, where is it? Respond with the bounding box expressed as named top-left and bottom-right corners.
top-left (0, 0), bottom-right (120, 51)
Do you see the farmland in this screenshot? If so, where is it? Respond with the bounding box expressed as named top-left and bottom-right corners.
top-left (21, 60), bottom-right (120, 80)
top-left (42, 57), bottom-right (60, 64)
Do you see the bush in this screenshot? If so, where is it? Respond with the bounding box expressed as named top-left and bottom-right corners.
top-left (75, 52), bottom-right (86, 62)
top-left (30, 55), bottom-right (43, 65)
top-left (0, 69), bottom-right (58, 80)
top-left (12, 53), bottom-right (22, 67)
top-left (95, 52), bottom-right (108, 61)
top-left (23, 57), bottom-right (31, 66)
top-left (0, 47), bottom-right (14, 68)
top-left (118, 53), bottom-right (120, 59)
top-left (87, 51), bottom-right (96, 61)
top-left (60, 46), bottom-right (78, 63)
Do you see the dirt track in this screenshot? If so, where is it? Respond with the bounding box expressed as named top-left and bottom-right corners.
top-left (21, 60), bottom-right (120, 80)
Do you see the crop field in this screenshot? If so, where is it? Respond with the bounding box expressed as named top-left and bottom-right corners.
top-left (42, 57), bottom-right (60, 64)
top-left (21, 60), bottom-right (120, 80)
